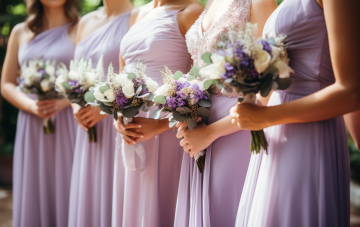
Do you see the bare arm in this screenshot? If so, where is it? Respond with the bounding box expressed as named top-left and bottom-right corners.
top-left (345, 111), bottom-right (360, 150)
top-left (231, 0), bottom-right (360, 130)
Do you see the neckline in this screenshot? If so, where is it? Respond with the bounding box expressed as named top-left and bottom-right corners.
top-left (19, 22), bottom-right (72, 49)
top-left (77, 12), bottom-right (130, 47)
top-left (199, 0), bottom-right (237, 38)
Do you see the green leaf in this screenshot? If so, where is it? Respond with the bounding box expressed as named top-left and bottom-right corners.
top-left (199, 107), bottom-right (210, 117)
top-left (151, 108), bottom-right (161, 119)
top-left (169, 119), bottom-right (178, 128)
top-left (153, 95), bottom-right (166, 104)
top-left (127, 73), bottom-right (136, 80)
top-left (89, 86), bottom-right (95, 93)
top-left (42, 73), bottom-right (50, 79)
top-left (99, 103), bottom-right (112, 115)
top-left (99, 86), bottom-right (109, 94)
top-left (136, 85), bottom-right (143, 95)
top-left (275, 77), bottom-right (292, 90)
top-left (187, 118), bottom-right (197, 131)
top-left (113, 110), bottom-right (118, 121)
top-left (172, 111), bottom-right (187, 122)
top-left (174, 71), bottom-right (183, 80)
top-left (190, 67), bottom-right (199, 77)
top-left (62, 82), bottom-right (71, 90)
top-left (198, 99), bottom-right (212, 107)
top-left (122, 107), bottom-right (137, 118)
top-left (201, 52), bottom-right (212, 64)
top-left (84, 91), bottom-right (95, 102)
top-left (204, 79), bottom-right (217, 90)
top-left (259, 74), bottom-right (273, 97)
top-left (176, 107), bottom-right (191, 114)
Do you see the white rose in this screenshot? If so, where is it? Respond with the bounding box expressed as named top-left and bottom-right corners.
top-left (85, 72), bottom-right (97, 87)
top-left (270, 46), bottom-right (281, 64)
top-left (272, 60), bottom-right (294, 78)
top-left (104, 89), bottom-right (116, 102)
top-left (199, 53), bottom-right (226, 79)
top-left (122, 79), bottom-right (135, 98)
top-left (145, 77), bottom-right (159, 94)
top-left (94, 86), bottom-right (105, 100)
top-left (40, 79), bottom-right (51, 92)
top-left (155, 84), bottom-right (171, 96)
top-left (68, 71), bottom-right (81, 81)
top-left (254, 50), bottom-right (271, 74)
top-left (113, 73), bottom-right (128, 86)
top-left (55, 75), bottom-right (66, 92)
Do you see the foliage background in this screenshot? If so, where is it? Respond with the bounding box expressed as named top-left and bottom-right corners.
top-left (0, 0), bottom-right (359, 179)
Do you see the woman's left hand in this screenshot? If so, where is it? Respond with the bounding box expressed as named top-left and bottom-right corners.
top-left (230, 102), bottom-right (270, 130)
top-left (176, 122), bottom-right (214, 157)
top-left (127, 117), bottom-right (168, 143)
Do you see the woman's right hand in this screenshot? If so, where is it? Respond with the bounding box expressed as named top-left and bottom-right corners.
top-left (30, 99), bottom-right (58, 119)
top-left (72, 103), bottom-right (88, 131)
top-left (114, 116), bottom-right (144, 146)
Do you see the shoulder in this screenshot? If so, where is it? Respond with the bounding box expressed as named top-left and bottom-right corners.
top-left (77, 10), bottom-right (99, 31)
top-left (178, 2), bottom-right (204, 36)
top-left (68, 20), bottom-right (79, 45)
top-left (10, 22), bottom-right (33, 47)
top-left (130, 3), bottom-right (153, 27)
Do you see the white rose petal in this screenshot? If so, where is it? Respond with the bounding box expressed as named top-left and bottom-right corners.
top-left (69, 71), bottom-right (81, 81)
top-left (104, 89), bottom-right (116, 102)
top-left (199, 53), bottom-right (226, 79)
top-left (40, 79), bottom-right (51, 92)
top-left (270, 46), bottom-right (281, 64)
top-left (155, 84), bottom-right (171, 96)
top-left (85, 72), bottom-right (97, 87)
top-left (254, 50), bottom-right (271, 74)
top-left (113, 73), bottom-right (128, 86)
top-left (145, 77), bottom-right (159, 94)
top-left (94, 86), bottom-right (105, 100)
top-left (122, 79), bottom-right (135, 98)
top-left (273, 60), bottom-right (294, 78)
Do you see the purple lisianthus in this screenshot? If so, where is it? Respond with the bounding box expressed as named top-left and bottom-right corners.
top-left (235, 46), bottom-right (245, 58)
top-left (140, 88), bottom-right (148, 95)
top-left (68, 79), bottom-right (80, 88)
top-left (221, 62), bottom-right (237, 79)
top-left (260, 40), bottom-right (272, 54)
top-left (115, 90), bottom-right (129, 109)
top-left (75, 87), bottom-right (83, 93)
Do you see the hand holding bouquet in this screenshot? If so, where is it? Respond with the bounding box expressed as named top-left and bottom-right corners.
top-left (84, 60), bottom-right (158, 124)
top-left (19, 58), bottom-right (62, 134)
top-left (199, 23), bottom-right (294, 154)
top-left (55, 56), bottom-right (104, 142)
top-left (151, 66), bottom-right (212, 173)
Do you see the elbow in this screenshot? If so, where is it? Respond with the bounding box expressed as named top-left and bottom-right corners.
top-left (348, 87), bottom-right (360, 111)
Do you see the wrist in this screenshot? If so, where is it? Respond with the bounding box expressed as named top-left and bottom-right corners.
top-left (157, 119), bottom-right (170, 134)
top-left (206, 123), bottom-right (219, 142)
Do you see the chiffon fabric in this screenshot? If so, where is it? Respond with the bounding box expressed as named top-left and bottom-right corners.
top-left (111, 8), bottom-right (192, 227)
top-left (174, 0), bottom-right (252, 226)
top-left (236, 0), bottom-right (350, 226)
top-left (68, 13), bottom-right (130, 227)
top-left (14, 23), bottom-right (77, 227)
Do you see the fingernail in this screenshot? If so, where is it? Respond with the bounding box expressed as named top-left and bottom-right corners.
top-left (138, 125), bottom-right (141, 128)
top-left (141, 135), bottom-right (144, 138)
top-left (133, 142), bottom-right (136, 144)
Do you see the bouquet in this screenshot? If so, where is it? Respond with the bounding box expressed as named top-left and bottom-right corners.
top-left (152, 66), bottom-right (212, 173)
top-left (55, 56), bottom-right (104, 142)
top-left (84, 60), bottom-right (158, 124)
top-left (199, 23), bottom-right (294, 154)
top-left (19, 58), bottom-right (62, 134)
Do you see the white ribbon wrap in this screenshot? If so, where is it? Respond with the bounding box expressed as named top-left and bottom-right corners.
top-left (121, 117), bottom-right (148, 171)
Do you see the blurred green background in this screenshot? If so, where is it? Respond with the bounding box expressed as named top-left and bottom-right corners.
top-left (0, 0), bottom-right (359, 180)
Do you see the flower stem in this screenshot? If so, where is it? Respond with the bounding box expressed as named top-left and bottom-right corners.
top-left (88, 126), bottom-right (97, 143)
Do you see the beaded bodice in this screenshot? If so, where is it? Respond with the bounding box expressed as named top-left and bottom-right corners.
top-left (185, 0), bottom-right (251, 97)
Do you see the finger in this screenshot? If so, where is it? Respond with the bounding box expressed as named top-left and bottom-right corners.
top-left (88, 120), bottom-right (98, 128)
top-left (176, 130), bottom-right (184, 139)
top-left (122, 135), bottom-right (136, 145)
top-left (236, 122), bottom-right (241, 128)
top-left (78, 106), bottom-right (91, 115)
top-left (124, 123), bottom-right (142, 130)
top-left (38, 103), bottom-right (57, 112)
top-left (117, 117), bottom-right (125, 131)
top-left (179, 138), bottom-right (187, 147)
top-left (175, 122), bottom-right (183, 128)
top-left (79, 109), bottom-right (94, 121)
top-left (178, 122), bottom-right (189, 133)
top-left (123, 130), bottom-right (143, 138)
top-left (36, 99), bottom-right (55, 107)
top-left (183, 145), bottom-right (191, 153)
top-left (79, 123), bottom-right (88, 132)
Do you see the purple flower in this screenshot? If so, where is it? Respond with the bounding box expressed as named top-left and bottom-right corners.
top-left (140, 88), bottom-right (148, 95)
top-left (115, 90), bottom-right (129, 109)
top-left (251, 69), bottom-right (259, 79)
top-left (235, 46), bottom-right (245, 58)
top-left (166, 97), bottom-right (177, 109)
top-left (68, 79), bottom-right (80, 88)
top-left (260, 40), bottom-right (272, 54)
top-left (158, 104), bottom-right (163, 109)
top-left (221, 62), bottom-right (237, 79)
top-left (75, 87), bottom-right (83, 93)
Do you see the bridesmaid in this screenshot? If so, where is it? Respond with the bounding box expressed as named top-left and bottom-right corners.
top-left (112, 1), bottom-right (203, 226)
top-left (232, 0), bottom-right (360, 226)
top-left (67, 1), bottom-right (133, 227)
top-left (174, 0), bottom-right (276, 226)
top-left (0, 0), bottom-right (78, 226)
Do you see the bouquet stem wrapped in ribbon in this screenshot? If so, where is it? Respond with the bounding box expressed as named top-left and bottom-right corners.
top-left (85, 60), bottom-right (158, 171)
top-left (18, 58), bottom-right (63, 134)
top-left (55, 56), bottom-right (104, 142)
top-left (151, 67), bottom-right (212, 173)
top-left (199, 23), bottom-right (294, 154)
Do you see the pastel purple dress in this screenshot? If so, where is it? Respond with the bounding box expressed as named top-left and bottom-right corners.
top-left (236, 0), bottom-right (350, 226)
top-left (174, 1), bottom-right (251, 226)
top-left (112, 8), bottom-right (192, 227)
top-left (14, 23), bottom-right (77, 227)
top-left (68, 12), bottom-right (130, 227)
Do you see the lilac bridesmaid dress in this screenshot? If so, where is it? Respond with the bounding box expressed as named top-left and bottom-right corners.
top-left (112, 8), bottom-right (192, 227)
top-left (174, 1), bottom-right (251, 226)
top-left (236, 0), bottom-right (350, 226)
top-left (14, 23), bottom-right (77, 227)
top-left (68, 12), bottom-right (130, 227)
